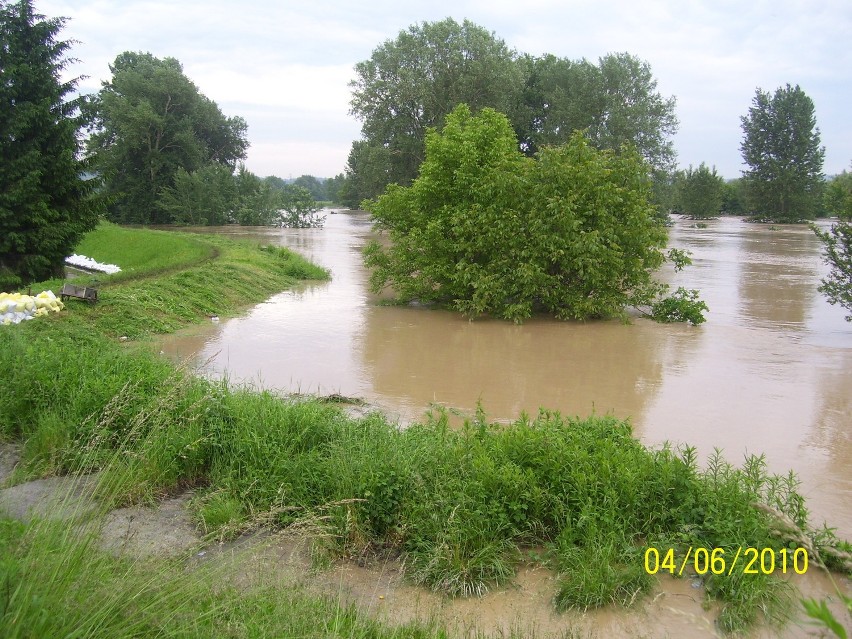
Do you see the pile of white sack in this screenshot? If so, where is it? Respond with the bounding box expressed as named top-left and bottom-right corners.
top-left (0, 291), bottom-right (65, 325)
top-left (64, 254), bottom-right (121, 274)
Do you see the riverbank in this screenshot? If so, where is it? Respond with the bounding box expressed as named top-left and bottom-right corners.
top-left (1, 223), bottom-right (850, 637)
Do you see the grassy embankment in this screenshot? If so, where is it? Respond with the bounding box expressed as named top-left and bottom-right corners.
top-left (1, 222), bottom-right (850, 637)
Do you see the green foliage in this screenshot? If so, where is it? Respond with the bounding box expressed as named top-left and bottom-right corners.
top-left (346, 20), bottom-right (678, 203)
top-left (740, 84), bottom-right (825, 222)
top-left (554, 542), bottom-right (653, 611)
top-left (802, 595), bottom-right (851, 638)
top-left (278, 184), bottom-right (325, 228)
top-left (232, 164), bottom-right (281, 225)
top-left (157, 163), bottom-right (238, 225)
top-left (87, 51), bottom-right (248, 224)
top-left (364, 104), bottom-right (685, 323)
top-left (292, 174), bottom-right (327, 201)
top-left (519, 52), bottom-right (678, 173)
top-left (813, 220), bottom-right (852, 321)
top-left (825, 170), bottom-right (852, 220)
top-left (676, 163), bottom-right (724, 219)
top-left (721, 178), bottom-right (748, 215)
top-left (0, 0), bottom-right (101, 290)
top-left (651, 287), bottom-right (708, 325)
top-left (324, 173), bottom-right (346, 205)
top-left (347, 18), bottom-right (522, 202)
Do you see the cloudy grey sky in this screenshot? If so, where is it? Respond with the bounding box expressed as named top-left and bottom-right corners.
top-left (39, 0), bottom-right (852, 180)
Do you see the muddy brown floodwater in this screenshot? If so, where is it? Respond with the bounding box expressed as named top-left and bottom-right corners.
top-left (159, 213), bottom-right (852, 636)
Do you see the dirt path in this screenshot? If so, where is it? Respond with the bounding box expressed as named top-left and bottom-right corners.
top-left (1, 443), bottom-right (848, 638)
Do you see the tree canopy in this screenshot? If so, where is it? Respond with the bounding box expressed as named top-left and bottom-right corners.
top-left (676, 163), bottom-right (724, 219)
top-left (364, 104), bottom-right (699, 323)
top-left (344, 20), bottom-right (678, 207)
top-left (86, 52), bottom-right (248, 224)
top-left (0, 0), bottom-right (100, 289)
top-left (740, 84), bottom-right (824, 222)
top-left (519, 53), bottom-right (678, 171)
top-left (348, 18), bottom-right (522, 201)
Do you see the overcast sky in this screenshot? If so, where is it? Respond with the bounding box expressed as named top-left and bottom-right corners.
top-left (39, 0), bottom-right (852, 180)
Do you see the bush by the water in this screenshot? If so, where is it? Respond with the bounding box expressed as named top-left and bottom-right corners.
top-left (364, 104), bottom-right (705, 323)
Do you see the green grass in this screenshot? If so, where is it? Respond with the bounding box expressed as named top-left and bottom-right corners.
top-left (1, 224), bottom-right (850, 637)
top-left (75, 221), bottom-right (214, 278)
top-left (0, 510), bottom-right (453, 639)
top-left (25, 224), bottom-right (329, 339)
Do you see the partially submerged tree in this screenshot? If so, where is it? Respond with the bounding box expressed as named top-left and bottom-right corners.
top-left (677, 163), bottom-right (724, 219)
top-left (814, 164), bottom-right (852, 320)
top-left (277, 184), bottom-right (324, 228)
top-left (157, 163), bottom-right (236, 225)
top-left (740, 84), bottom-right (824, 222)
top-left (364, 104), bottom-right (702, 323)
top-left (0, 0), bottom-right (101, 289)
top-left (813, 220), bottom-right (852, 321)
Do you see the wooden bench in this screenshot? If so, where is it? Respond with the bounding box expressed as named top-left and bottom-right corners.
top-left (60, 283), bottom-right (98, 304)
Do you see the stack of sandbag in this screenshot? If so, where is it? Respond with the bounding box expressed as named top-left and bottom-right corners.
top-left (0, 291), bottom-right (65, 325)
top-left (64, 254), bottom-right (121, 274)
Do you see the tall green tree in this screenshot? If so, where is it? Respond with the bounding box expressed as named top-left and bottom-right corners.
top-left (347, 18), bottom-right (522, 202)
top-left (520, 53), bottom-right (678, 173)
top-left (232, 165), bottom-right (280, 226)
top-left (87, 52), bottom-right (248, 224)
top-left (740, 84), bottom-right (825, 222)
top-left (324, 173), bottom-right (346, 205)
top-left (676, 163), bottom-right (724, 219)
top-left (0, 0), bottom-right (101, 289)
top-left (364, 104), bottom-right (699, 323)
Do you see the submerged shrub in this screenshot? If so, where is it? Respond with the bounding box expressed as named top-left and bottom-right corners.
top-left (364, 104), bottom-right (698, 323)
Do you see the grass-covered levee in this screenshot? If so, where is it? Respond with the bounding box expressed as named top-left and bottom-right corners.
top-left (0, 223), bottom-right (849, 637)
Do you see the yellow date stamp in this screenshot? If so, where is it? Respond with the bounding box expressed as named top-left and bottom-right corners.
top-left (644, 547), bottom-right (809, 576)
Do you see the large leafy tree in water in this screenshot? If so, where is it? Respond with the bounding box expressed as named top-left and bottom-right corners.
top-left (364, 104), bottom-right (697, 323)
top-left (0, 0), bottom-right (100, 289)
top-left (740, 84), bottom-right (824, 222)
top-left (347, 18), bottom-right (522, 202)
top-left (87, 52), bottom-right (248, 224)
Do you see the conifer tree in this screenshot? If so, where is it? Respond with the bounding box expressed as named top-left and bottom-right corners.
top-left (0, 0), bottom-right (100, 289)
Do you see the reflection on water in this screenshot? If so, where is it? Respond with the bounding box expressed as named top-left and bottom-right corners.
top-left (160, 214), bottom-right (852, 538)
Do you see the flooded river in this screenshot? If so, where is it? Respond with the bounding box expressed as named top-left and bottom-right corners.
top-left (160, 213), bottom-right (852, 542)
